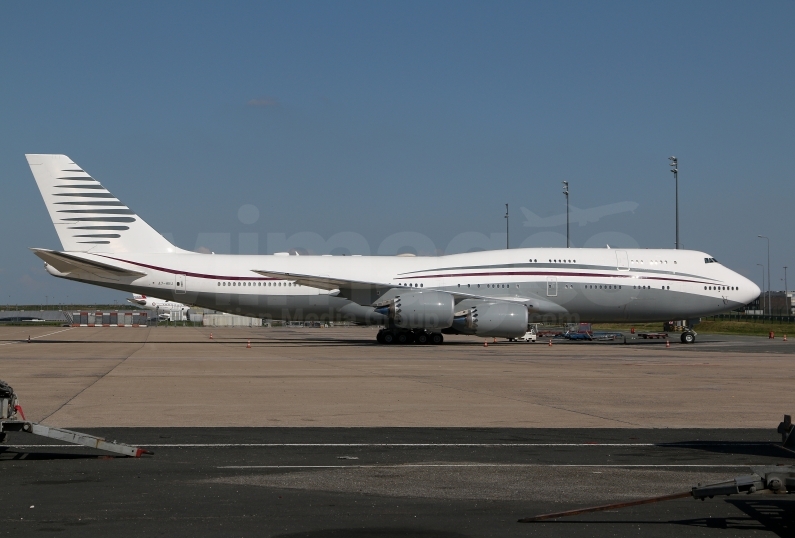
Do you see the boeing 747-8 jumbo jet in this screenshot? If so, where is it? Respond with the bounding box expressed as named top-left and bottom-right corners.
top-left (26, 154), bottom-right (759, 344)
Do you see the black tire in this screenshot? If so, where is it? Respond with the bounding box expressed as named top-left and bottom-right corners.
top-left (383, 332), bottom-right (396, 344)
top-left (681, 332), bottom-right (695, 344)
top-left (416, 332), bottom-right (429, 344)
top-left (397, 332), bottom-right (409, 344)
top-left (376, 331), bottom-right (385, 344)
top-left (430, 333), bottom-right (443, 345)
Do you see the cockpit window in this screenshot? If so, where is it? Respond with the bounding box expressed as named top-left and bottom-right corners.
top-left (704, 257), bottom-right (719, 264)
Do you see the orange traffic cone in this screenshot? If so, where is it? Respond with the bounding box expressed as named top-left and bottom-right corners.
top-left (493, 337), bottom-right (497, 344)
top-left (27, 335), bottom-right (31, 343)
top-left (209, 333), bottom-right (213, 340)
top-left (246, 339), bottom-right (251, 348)
top-left (484, 340), bottom-right (488, 347)
top-left (784, 335), bottom-right (788, 342)
top-left (548, 339), bottom-right (553, 346)
top-left (665, 340), bottom-right (670, 348)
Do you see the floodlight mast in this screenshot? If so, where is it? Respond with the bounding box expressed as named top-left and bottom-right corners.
top-left (505, 203), bottom-right (509, 249)
top-left (758, 235), bottom-right (771, 316)
top-left (669, 156), bottom-right (678, 249)
top-left (562, 181), bottom-right (569, 248)
top-left (757, 263), bottom-right (765, 316)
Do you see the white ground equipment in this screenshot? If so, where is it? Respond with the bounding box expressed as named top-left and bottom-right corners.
top-left (0, 379), bottom-right (152, 458)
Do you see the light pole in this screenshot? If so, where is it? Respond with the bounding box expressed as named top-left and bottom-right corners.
top-left (785, 266), bottom-right (789, 316)
top-left (757, 263), bottom-right (765, 315)
top-left (562, 181), bottom-right (569, 248)
top-left (669, 156), bottom-right (679, 249)
top-left (505, 203), bottom-right (509, 249)
top-left (758, 235), bottom-right (770, 316)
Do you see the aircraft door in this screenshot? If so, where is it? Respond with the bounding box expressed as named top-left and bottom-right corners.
top-left (174, 273), bottom-right (186, 294)
top-left (616, 251), bottom-right (629, 270)
top-left (546, 276), bottom-right (558, 297)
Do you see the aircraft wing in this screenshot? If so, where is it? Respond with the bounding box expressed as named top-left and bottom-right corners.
top-left (251, 268), bottom-right (568, 313)
top-left (250, 269), bottom-right (385, 291)
top-left (32, 248), bottom-right (148, 277)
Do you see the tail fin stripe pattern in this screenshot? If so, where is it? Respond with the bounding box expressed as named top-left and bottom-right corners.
top-left (27, 154), bottom-right (177, 253)
top-left (68, 226), bottom-right (130, 230)
top-left (55, 193), bottom-right (116, 198)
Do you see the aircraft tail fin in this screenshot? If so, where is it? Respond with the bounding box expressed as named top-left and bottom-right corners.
top-left (26, 154), bottom-right (177, 253)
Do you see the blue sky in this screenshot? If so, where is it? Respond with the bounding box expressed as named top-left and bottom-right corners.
top-left (1, 1), bottom-right (793, 305)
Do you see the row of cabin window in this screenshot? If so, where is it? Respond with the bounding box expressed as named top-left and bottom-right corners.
top-left (530, 258), bottom-right (678, 266)
top-left (457, 284), bottom-right (517, 289)
top-left (217, 281), bottom-right (297, 287)
top-left (706, 285), bottom-right (737, 290)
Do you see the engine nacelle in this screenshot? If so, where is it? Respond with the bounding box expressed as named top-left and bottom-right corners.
top-left (375, 290), bottom-right (454, 330)
top-left (452, 302), bottom-right (528, 338)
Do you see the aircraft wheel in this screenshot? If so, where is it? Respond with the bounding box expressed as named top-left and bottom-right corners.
top-left (397, 332), bottom-right (409, 344)
top-left (383, 332), bottom-right (396, 344)
top-left (376, 330), bottom-right (385, 344)
top-left (416, 332), bottom-right (429, 345)
top-left (430, 333), bottom-right (444, 345)
top-left (681, 332), bottom-right (695, 344)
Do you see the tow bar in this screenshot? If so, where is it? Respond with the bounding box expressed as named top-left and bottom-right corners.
top-left (1, 380), bottom-right (153, 458)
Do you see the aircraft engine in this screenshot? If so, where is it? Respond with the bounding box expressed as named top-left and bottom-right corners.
top-left (451, 302), bottom-right (528, 338)
top-left (374, 290), bottom-right (454, 330)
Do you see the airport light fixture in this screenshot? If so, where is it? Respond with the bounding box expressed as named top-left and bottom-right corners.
top-left (562, 181), bottom-right (570, 248)
top-left (758, 235), bottom-right (771, 316)
top-left (757, 263), bottom-right (765, 315)
top-left (669, 156), bottom-right (679, 249)
top-left (505, 203), bottom-right (509, 249)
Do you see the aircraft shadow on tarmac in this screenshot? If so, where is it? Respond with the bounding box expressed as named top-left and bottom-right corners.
top-left (539, 502), bottom-right (792, 538)
top-left (656, 441), bottom-right (795, 460)
top-left (673, 498), bottom-right (794, 537)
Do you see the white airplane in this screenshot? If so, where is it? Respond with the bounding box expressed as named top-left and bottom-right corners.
top-left (522, 202), bottom-right (639, 228)
top-left (127, 294), bottom-right (190, 320)
top-left (26, 154), bottom-right (759, 345)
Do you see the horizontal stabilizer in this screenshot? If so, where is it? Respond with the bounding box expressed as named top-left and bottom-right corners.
top-left (32, 248), bottom-right (147, 277)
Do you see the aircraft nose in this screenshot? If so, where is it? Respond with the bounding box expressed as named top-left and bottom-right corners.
top-left (742, 276), bottom-right (762, 305)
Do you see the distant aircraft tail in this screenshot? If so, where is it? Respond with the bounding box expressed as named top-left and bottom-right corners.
top-left (26, 154), bottom-right (177, 253)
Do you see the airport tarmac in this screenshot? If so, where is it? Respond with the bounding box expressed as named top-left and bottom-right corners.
top-left (1, 326), bottom-right (794, 537)
top-left (0, 326), bottom-right (792, 428)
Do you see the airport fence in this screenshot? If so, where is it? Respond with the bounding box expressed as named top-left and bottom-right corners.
top-left (708, 313), bottom-right (795, 324)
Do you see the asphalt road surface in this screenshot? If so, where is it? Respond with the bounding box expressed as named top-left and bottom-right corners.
top-left (2, 427), bottom-right (793, 537)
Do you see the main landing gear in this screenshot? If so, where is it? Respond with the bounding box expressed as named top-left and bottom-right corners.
top-left (680, 330), bottom-right (697, 344)
top-left (377, 329), bottom-right (443, 345)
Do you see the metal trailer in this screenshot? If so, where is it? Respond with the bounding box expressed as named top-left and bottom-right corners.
top-left (637, 332), bottom-right (670, 339)
top-left (1, 380), bottom-right (152, 458)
